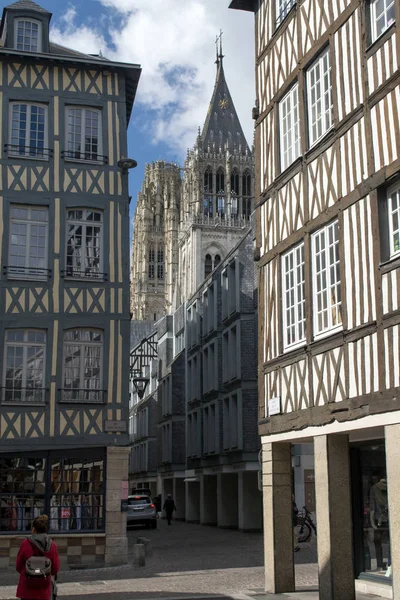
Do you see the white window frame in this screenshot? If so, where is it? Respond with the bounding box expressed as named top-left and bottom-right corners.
top-left (312, 221), bottom-right (342, 338)
top-left (14, 18), bottom-right (41, 53)
top-left (280, 83), bottom-right (300, 171)
top-left (65, 208), bottom-right (103, 280)
top-left (276, 0), bottom-right (296, 27)
top-left (65, 106), bottom-right (103, 163)
top-left (307, 48), bottom-right (333, 148)
top-left (62, 329), bottom-right (104, 403)
top-left (3, 330), bottom-right (46, 404)
top-left (282, 242), bottom-right (306, 350)
top-left (8, 205), bottom-right (48, 280)
top-left (388, 183), bottom-right (400, 258)
top-left (9, 102), bottom-right (48, 159)
top-left (371, 0), bottom-right (395, 43)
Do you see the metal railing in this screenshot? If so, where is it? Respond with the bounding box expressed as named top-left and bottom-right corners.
top-left (4, 144), bottom-right (53, 159)
top-left (1, 387), bottom-right (48, 405)
top-left (61, 269), bottom-right (107, 281)
top-left (3, 265), bottom-right (52, 279)
top-left (58, 389), bottom-right (107, 404)
top-left (62, 150), bottom-right (108, 164)
top-left (182, 214), bottom-right (250, 229)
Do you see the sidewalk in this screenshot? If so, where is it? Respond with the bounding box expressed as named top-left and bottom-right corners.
top-left (249, 591), bottom-right (385, 600)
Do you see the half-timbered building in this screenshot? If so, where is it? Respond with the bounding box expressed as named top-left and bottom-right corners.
top-left (230, 0), bottom-right (399, 598)
top-left (0, 0), bottom-right (140, 568)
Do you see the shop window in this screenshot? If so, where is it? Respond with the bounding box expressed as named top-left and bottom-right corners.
top-left (352, 441), bottom-right (391, 579)
top-left (0, 450), bottom-right (104, 533)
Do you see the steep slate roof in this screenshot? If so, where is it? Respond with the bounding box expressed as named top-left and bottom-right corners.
top-left (201, 57), bottom-right (250, 155)
top-left (5, 0), bottom-right (51, 14)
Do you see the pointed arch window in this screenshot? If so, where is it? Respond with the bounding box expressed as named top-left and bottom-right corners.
top-left (157, 248), bottom-right (164, 280)
top-left (217, 168), bottom-right (225, 218)
top-left (242, 170), bottom-right (252, 219)
top-left (148, 245), bottom-right (155, 279)
top-left (214, 255), bottom-right (221, 268)
top-left (205, 254), bottom-right (213, 278)
top-left (231, 169), bottom-right (239, 216)
top-left (204, 166), bottom-right (213, 217)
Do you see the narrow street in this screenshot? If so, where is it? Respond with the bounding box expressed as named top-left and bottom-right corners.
top-left (0, 520), bottom-right (318, 600)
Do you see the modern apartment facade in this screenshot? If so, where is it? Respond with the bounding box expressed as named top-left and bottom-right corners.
top-left (231, 0), bottom-right (400, 597)
top-left (0, 0), bottom-right (140, 568)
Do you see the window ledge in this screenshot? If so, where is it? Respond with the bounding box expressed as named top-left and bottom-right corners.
top-left (63, 157), bottom-right (107, 167)
top-left (283, 340), bottom-right (307, 354)
top-left (312, 325), bottom-right (343, 343)
top-left (63, 274), bottom-right (107, 283)
top-left (379, 255), bottom-right (400, 274)
top-left (306, 126), bottom-right (335, 158)
top-left (7, 154), bottom-right (50, 163)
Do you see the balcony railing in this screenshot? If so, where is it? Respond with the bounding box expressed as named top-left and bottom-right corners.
top-left (61, 269), bottom-right (107, 281)
top-left (1, 387), bottom-right (48, 405)
top-left (62, 150), bottom-right (108, 165)
top-left (3, 265), bottom-right (52, 280)
top-left (58, 389), bottom-right (107, 404)
top-left (182, 214), bottom-right (250, 229)
top-left (4, 144), bottom-right (53, 160)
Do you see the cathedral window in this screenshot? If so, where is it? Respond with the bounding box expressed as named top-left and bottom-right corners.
top-left (205, 254), bottom-right (213, 278)
top-left (231, 169), bottom-right (239, 195)
top-left (214, 255), bottom-right (221, 268)
top-left (242, 170), bottom-right (252, 219)
top-left (148, 246), bottom-right (155, 279)
top-left (216, 168), bottom-right (225, 193)
top-left (231, 169), bottom-right (239, 216)
top-left (157, 248), bottom-right (164, 280)
top-left (204, 167), bottom-right (213, 217)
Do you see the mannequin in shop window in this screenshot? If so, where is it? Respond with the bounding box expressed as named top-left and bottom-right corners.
top-left (370, 475), bottom-right (391, 577)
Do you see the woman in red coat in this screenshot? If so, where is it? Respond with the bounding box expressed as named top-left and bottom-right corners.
top-left (16, 514), bottom-right (60, 600)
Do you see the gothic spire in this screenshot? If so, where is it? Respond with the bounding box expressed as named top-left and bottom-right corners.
top-left (201, 35), bottom-right (250, 156)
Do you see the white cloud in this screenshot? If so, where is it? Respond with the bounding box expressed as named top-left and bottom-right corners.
top-left (51, 0), bottom-right (255, 158)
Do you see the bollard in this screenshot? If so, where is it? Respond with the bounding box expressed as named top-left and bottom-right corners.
top-left (133, 543), bottom-right (145, 567)
top-left (136, 537), bottom-right (152, 556)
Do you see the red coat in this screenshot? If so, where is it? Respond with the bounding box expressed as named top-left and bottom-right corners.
top-left (16, 538), bottom-right (60, 600)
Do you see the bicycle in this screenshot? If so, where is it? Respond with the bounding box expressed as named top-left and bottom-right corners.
top-left (295, 506), bottom-right (317, 543)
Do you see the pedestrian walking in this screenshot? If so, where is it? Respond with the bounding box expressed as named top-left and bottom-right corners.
top-left (16, 514), bottom-right (60, 600)
top-left (163, 494), bottom-right (177, 525)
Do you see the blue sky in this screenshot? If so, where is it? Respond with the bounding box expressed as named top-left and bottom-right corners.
top-left (10, 0), bottom-right (255, 234)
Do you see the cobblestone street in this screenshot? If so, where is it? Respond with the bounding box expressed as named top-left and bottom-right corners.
top-left (0, 520), bottom-right (319, 599)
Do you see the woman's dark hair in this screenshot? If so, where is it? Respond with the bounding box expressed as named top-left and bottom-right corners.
top-left (32, 514), bottom-right (49, 534)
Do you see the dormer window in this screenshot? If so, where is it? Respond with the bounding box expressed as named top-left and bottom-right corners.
top-left (15, 19), bottom-right (41, 53)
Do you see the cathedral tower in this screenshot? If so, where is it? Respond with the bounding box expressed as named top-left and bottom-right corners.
top-left (177, 41), bottom-right (254, 304)
top-left (131, 39), bottom-right (254, 318)
top-left (131, 161), bottom-right (181, 320)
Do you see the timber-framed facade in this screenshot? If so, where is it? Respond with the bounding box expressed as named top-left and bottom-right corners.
top-left (0, 0), bottom-right (140, 569)
top-left (231, 0), bottom-right (400, 598)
